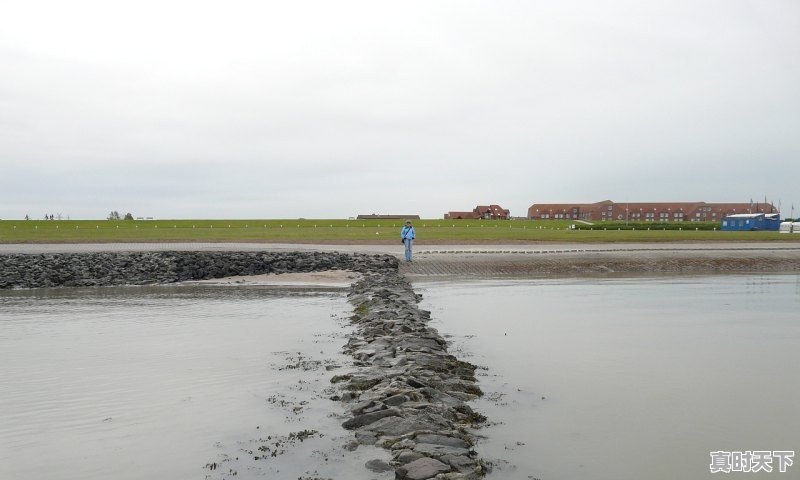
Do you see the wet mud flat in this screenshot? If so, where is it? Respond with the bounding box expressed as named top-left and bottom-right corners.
top-left (198, 307), bottom-right (397, 480)
top-left (400, 248), bottom-right (800, 279)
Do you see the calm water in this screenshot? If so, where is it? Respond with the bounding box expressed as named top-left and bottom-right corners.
top-left (419, 274), bottom-right (800, 480)
top-left (3, 276), bottom-right (799, 480)
top-left (0, 286), bottom-right (391, 480)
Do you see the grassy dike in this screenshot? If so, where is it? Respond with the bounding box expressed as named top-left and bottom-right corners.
top-left (1, 219), bottom-right (796, 243)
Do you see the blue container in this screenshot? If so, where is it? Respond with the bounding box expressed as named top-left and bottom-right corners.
top-left (721, 214), bottom-right (781, 231)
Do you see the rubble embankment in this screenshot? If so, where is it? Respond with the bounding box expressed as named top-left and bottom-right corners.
top-left (0, 251), bottom-right (395, 289)
top-left (334, 270), bottom-right (486, 480)
top-left (0, 250), bottom-right (489, 478)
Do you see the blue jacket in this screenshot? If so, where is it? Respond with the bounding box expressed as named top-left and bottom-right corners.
top-left (401, 225), bottom-right (416, 240)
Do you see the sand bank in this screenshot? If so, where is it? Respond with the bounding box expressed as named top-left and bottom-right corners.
top-left (183, 269), bottom-right (362, 288)
top-left (401, 248), bottom-right (800, 279)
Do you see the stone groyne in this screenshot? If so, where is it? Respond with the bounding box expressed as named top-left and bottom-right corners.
top-left (335, 271), bottom-right (485, 479)
top-left (0, 251), bottom-right (395, 289)
top-left (0, 251), bottom-right (488, 478)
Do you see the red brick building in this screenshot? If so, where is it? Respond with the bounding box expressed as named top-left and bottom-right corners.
top-left (528, 200), bottom-right (778, 222)
top-left (445, 204), bottom-right (510, 220)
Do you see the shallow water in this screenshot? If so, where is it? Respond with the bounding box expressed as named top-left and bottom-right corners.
top-left (0, 285), bottom-right (391, 480)
top-left (419, 274), bottom-right (800, 480)
top-left (4, 276), bottom-right (799, 480)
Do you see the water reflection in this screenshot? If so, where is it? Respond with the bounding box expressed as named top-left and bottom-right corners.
top-left (420, 274), bottom-right (800, 480)
top-left (0, 286), bottom-right (390, 480)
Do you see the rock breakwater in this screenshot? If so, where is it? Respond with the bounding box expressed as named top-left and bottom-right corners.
top-left (335, 270), bottom-right (486, 479)
top-left (0, 251), bottom-right (396, 289)
top-left (1, 250), bottom-right (489, 478)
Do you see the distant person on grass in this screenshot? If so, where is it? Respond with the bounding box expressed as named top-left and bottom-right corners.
top-left (401, 220), bottom-right (416, 262)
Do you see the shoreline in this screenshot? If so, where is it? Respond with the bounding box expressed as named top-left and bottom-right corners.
top-left (2, 240), bottom-right (800, 255)
top-left (401, 248), bottom-right (800, 279)
top-left (180, 269), bottom-right (362, 289)
top-left (2, 248), bottom-right (797, 478)
top-left (2, 243), bottom-right (799, 284)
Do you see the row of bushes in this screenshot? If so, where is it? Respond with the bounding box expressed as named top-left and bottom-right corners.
top-left (572, 221), bottom-right (720, 231)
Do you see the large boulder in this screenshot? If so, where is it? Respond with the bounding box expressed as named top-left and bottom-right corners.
top-left (395, 457), bottom-right (451, 480)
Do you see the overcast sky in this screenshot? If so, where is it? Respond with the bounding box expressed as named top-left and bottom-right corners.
top-left (1, 0), bottom-right (798, 220)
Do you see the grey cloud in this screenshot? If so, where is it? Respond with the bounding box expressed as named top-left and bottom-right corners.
top-left (1, 0), bottom-right (798, 219)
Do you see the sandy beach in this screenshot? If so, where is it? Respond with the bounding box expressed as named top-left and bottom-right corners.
top-left (181, 269), bottom-right (362, 288)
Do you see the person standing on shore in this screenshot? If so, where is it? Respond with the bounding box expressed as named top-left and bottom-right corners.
top-left (401, 220), bottom-right (416, 262)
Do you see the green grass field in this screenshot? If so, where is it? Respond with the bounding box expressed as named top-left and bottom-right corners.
top-left (1, 219), bottom-right (797, 244)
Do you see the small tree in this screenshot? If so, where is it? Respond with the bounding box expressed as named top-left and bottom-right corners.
top-left (108, 211), bottom-right (121, 220)
top-left (123, 212), bottom-right (134, 221)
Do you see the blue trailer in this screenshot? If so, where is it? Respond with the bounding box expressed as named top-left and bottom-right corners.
top-left (721, 213), bottom-right (781, 231)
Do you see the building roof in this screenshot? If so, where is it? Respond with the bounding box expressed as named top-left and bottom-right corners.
top-left (357, 214), bottom-right (420, 219)
top-left (447, 211), bottom-right (480, 218)
top-left (446, 203), bottom-right (510, 219)
top-left (529, 200), bottom-right (779, 215)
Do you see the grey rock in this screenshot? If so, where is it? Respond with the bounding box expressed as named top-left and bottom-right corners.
top-left (363, 415), bottom-right (447, 437)
top-left (384, 393), bottom-right (410, 406)
top-left (354, 431), bottom-right (378, 445)
top-left (348, 399), bottom-right (375, 414)
top-left (342, 408), bottom-right (400, 430)
top-left (394, 449), bottom-right (425, 465)
top-left (395, 457), bottom-right (451, 480)
top-left (439, 454), bottom-right (476, 472)
top-left (364, 459), bottom-right (392, 473)
top-left (391, 438), bottom-right (416, 450)
top-left (415, 434), bottom-right (469, 449)
top-left (413, 443), bottom-right (470, 458)
top-left (362, 403), bottom-right (387, 414)
top-left (435, 473), bottom-right (471, 480)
